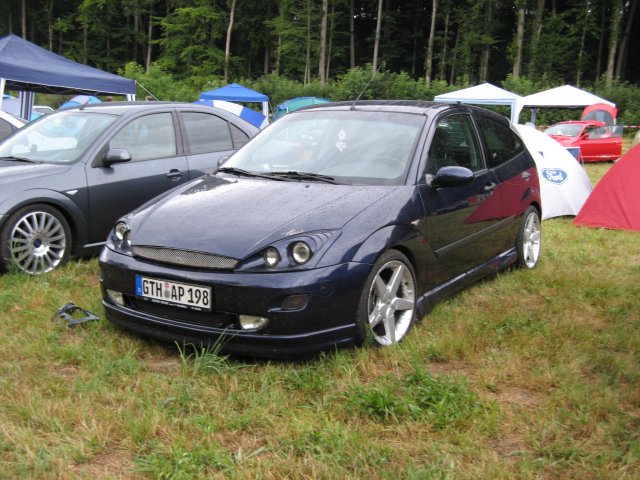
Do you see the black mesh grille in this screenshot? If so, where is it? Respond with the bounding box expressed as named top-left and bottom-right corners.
top-left (132, 246), bottom-right (238, 270)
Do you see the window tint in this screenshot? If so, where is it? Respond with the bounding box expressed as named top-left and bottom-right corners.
top-left (0, 118), bottom-right (14, 140)
top-left (427, 114), bottom-right (483, 174)
top-left (110, 113), bottom-right (176, 161)
top-left (475, 115), bottom-right (524, 168)
top-left (230, 124), bottom-right (250, 148)
top-left (181, 112), bottom-right (234, 154)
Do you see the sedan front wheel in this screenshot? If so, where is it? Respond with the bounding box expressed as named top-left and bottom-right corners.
top-left (516, 206), bottom-right (541, 269)
top-left (356, 250), bottom-right (417, 347)
top-left (0, 204), bottom-right (71, 275)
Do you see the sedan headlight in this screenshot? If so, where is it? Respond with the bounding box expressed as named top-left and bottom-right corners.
top-left (263, 247), bottom-right (281, 268)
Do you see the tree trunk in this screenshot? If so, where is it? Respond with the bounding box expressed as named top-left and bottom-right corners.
top-left (349, 0), bottom-right (355, 69)
top-left (224, 0), bottom-right (237, 83)
top-left (45, 0), bottom-right (53, 50)
top-left (438, 9), bottom-right (450, 81)
top-left (83, 23), bottom-right (88, 64)
top-left (326, 0), bottom-right (335, 81)
top-left (372, 0), bottom-right (383, 75)
top-left (615, 0), bottom-right (638, 81)
top-left (576, 0), bottom-right (589, 85)
top-left (145, 2), bottom-right (154, 73)
top-left (21, 0), bottom-right (27, 38)
top-left (449, 26), bottom-right (460, 83)
top-left (596, 0), bottom-right (606, 77)
top-left (528, 0), bottom-right (545, 74)
top-left (304, 0), bottom-right (311, 84)
top-left (605, 0), bottom-right (623, 86)
top-left (512, 0), bottom-right (525, 78)
top-left (319, 0), bottom-right (328, 84)
top-left (479, 0), bottom-right (493, 82)
top-left (425, 0), bottom-right (438, 84)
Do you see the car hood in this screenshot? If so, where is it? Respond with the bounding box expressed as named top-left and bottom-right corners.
top-left (0, 160), bottom-right (70, 185)
top-left (130, 174), bottom-right (395, 259)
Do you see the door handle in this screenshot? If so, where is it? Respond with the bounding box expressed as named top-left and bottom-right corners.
top-left (166, 169), bottom-right (184, 180)
top-left (484, 182), bottom-right (497, 192)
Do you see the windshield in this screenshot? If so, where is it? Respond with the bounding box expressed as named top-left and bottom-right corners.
top-left (544, 123), bottom-right (582, 137)
top-left (0, 110), bottom-right (117, 164)
top-left (223, 109), bottom-right (425, 185)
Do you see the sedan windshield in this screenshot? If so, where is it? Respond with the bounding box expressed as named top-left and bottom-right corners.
top-left (544, 123), bottom-right (582, 137)
top-left (223, 109), bottom-right (425, 185)
top-left (0, 111), bottom-right (117, 164)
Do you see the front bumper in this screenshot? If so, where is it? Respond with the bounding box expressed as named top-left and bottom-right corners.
top-left (99, 247), bottom-right (371, 358)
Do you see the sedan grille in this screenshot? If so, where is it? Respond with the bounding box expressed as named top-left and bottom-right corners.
top-left (132, 246), bottom-right (238, 270)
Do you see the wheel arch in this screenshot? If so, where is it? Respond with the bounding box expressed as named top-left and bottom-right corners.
top-left (1, 190), bottom-right (88, 255)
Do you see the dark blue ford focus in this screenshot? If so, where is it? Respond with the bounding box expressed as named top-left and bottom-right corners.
top-left (100, 101), bottom-right (541, 357)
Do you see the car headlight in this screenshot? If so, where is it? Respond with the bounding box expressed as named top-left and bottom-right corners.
top-left (291, 241), bottom-right (312, 264)
top-left (107, 221), bottom-right (132, 254)
top-left (239, 230), bottom-right (338, 272)
top-left (263, 247), bottom-right (281, 268)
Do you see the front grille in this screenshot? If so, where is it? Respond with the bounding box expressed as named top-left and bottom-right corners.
top-left (133, 246), bottom-right (238, 270)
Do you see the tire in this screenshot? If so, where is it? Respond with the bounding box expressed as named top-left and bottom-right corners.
top-left (0, 204), bottom-right (72, 275)
top-left (355, 250), bottom-right (417, 347)
top-left (516, 206), bottom-right (541, 269)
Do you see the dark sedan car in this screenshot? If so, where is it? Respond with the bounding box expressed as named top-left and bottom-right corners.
top-left (100, 101), bottom-right (541, 357)
top-left (0, 102), bottom-right (258, 274)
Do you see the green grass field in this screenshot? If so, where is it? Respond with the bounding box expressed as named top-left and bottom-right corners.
top-left (1, 163), bottom-right (638, 479)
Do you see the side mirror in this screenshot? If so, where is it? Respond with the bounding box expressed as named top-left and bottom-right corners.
top-left (429, 166), bottom-right (474, 188)
top-left (103, 148), bottom-right (132, 166)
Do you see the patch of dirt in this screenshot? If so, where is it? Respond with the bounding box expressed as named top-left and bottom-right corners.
top-left (427, 361), bottom-right (475, 379)
top-left (144, 355), bottom-right (181, 373)
top-left (70, 449), bottom-right (142, 479)
top-left (494, 386), bottom-right (545, 409)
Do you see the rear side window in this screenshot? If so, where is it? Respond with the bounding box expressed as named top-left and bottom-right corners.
top-left (181, 112), bottom-right (234, 154)
top-left (475, 115), bottom-right (524, 168)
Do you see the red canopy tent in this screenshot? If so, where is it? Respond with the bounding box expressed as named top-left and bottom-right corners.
top-left (574, 144), bottom-right (640, 231)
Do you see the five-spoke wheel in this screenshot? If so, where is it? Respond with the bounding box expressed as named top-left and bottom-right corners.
top-left (517, 206), bottom-right (541, 269)
top-left (357, 250), bottom-right (417, 347)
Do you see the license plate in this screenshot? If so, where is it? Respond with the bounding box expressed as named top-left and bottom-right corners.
top-left (135, 275), bottom-right (212, 311)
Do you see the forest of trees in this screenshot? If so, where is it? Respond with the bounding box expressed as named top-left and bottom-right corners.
top-left (2, 0), bottom-right (639, 123)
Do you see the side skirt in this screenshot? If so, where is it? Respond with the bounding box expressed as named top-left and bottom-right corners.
top-left (416, 247), bottom-right (518, 318)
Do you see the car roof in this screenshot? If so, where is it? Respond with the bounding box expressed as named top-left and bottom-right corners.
top-left (57, 101), bottom-right (260, 132)
top-left (296, 100), bottom-right (512, 124)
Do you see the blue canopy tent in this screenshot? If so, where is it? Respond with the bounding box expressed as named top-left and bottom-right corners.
top-left (193, 99), bottom-right (268, 129)
top-left (59, 95), bottom-right (102, 110)
top-left (0, 34), bottom-right (136, 120)
top-left (199, 83), bottom-right (269, 119)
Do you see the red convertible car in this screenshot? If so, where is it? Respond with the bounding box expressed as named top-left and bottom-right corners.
top-left (544, 104), bottom-right (622, 162)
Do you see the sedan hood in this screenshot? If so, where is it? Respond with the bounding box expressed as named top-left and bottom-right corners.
top-left (130, 174), bottom-right (395, 259)
top-left (0, 160), bottom-right (70, 185)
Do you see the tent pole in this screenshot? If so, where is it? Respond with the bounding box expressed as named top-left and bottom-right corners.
top-left (0, 78), bottom-right (5, 111)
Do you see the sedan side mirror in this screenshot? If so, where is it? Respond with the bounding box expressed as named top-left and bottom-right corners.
top-left (429, 166), bottom-right (474, 188)
top-left (103, 148), bottom-right (132, 167)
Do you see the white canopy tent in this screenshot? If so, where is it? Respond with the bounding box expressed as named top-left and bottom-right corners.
top-left (434, 83), bottom-right (522, 123)
top-left (515, 124), bottom-right (593, 220)
top-left (514, 85), bottom-right (615, 124)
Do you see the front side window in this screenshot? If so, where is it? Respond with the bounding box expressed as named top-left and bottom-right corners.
top-left (110, 113), bottom-right (176, 161)
top-left (180, 112), bottom-right (234, 154)
top-left (476, 115), bottom-right (524, 168)
top-left (427, 114), bottom-right (483, 175)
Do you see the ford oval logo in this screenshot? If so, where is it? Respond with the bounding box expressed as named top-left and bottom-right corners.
top-left (542, 168), bottom-right (568, 185)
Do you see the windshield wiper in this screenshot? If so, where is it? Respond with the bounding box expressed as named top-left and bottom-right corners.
top-left (0, 156), bottom-right (37, 163)
top-left (217, 166), bottom-right (287, 181)
top-left (266, 171), bottom-right (339, 184)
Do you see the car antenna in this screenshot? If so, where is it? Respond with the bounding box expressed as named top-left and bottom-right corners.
top-left (78, 96), bottom-right (93, 110)
top-left (350, 62), bottom-right (384, 110)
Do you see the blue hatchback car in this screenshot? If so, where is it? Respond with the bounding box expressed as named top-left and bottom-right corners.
top-left (100, 101), bottom-right (541, 357)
